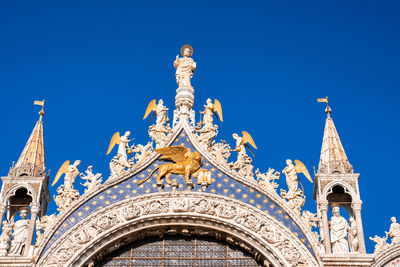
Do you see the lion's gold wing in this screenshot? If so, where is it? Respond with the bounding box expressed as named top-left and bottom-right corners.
top-left (242, 131), bottom-right (257, 149)
top-left (155, 146), bottom-right (189, 163)
top-left (143, 99), bottom-right (157, 120)
top-left (52, 160), bottom-right (70, 186)
top-left (213, 99), bottom-right (223, 122)
top-left (294, 160), bottom-right (313, 183)
top-left (106, 132), bottom-right (121, 155)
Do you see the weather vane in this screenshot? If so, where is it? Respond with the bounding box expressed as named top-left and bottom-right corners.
top-left (317, 96), bottom-right (331, 116)
top-left (317, 96), bottom-right (328, 106)
top-left (34, 99), bottom-right (45, 116)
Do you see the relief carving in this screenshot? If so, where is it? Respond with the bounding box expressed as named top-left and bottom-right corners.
top-left (121, 204), bottom-right (142, 220)
top-left (172, 199), bottom-right (190, 212)
top-left (41, 195), bottom-right (314, 267)
top-left (142, 200), bottom-right (169, 215)
top-left (95, 212), bottom-right (119, 231)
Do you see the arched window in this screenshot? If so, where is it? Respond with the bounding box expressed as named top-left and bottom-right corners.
top-left (99, 235), bottom-right (264, 266)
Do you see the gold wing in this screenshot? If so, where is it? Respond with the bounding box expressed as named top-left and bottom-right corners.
top-left (242, 131), bottom-right (257, 149)
top-left (213, 99), bottom-right (223, 122)
top-left (106, 132), bottom-right (121, 155)
top-left (294, 160), bottom-right (313, 183)
top-left (155, 146), bottom-right (189, 163)
top-left (143, 99), bottom-right (157, 120)
top-left (52, 160), bottom-right (70, 186)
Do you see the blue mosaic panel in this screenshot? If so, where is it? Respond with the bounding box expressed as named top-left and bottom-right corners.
top-left (42, 129), bottom-right (314, 257)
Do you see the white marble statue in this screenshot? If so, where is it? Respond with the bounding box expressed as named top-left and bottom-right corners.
top-left (0, 221), bottom-right (14, 256)
top-left (80, 166), bottom-right (102, 194)
top-left (174, 45), bottom-right (196, 88)
top-left (117, 131), bottom-right (132, 167)
top-left (348, 217), bottom-right (359, 252)
top-left (232, 133), bottom-right (247, 162)
top-left (370, 235), bottom-right (389, 254)
top-left (54, 185), bottom-right (80, 213)
top-left (107, 131), bottom-right (135, 170)
top-left (8, 207), bottom-right (30, 255)
top-left (229, 132), bottom-right (257, 179)
top-left (109, 155), bottom-right (125, 177)
top-left (386, 216), bottom-right (400, 245)
top-left (329, 204), bottom-right (349, 254)
top-left (155, 100), bottom-right (169, 128)
top-left (35, 214), bottom-right (57, 247)
top-left (195, 99), bottom-right (223, 148)
top-left (63, 160), bottom-right (81, 191)
top-left (201, 98), bottom-right (214, 129)
top-left (282, 159), bottom-right (298, 193)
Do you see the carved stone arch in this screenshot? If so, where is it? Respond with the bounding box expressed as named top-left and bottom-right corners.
top-left (322, 180), bottom-right (358, 203)
top-left (2, 183), bottom-right (36, 204)
top-left (36, 193), bottom-right (321, 267)
top-left (36, 122), bottom-right (321, 263)
top-left (372, 243), bottom-right (400, 267)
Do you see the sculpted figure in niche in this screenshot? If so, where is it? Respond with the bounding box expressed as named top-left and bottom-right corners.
top-left (0, 220), bottom-right (14, 256)
top-left (8, 207), bottom-right (30, 255)
top-left (386, 216), bottom-right (400, 245)
top-left (348, 217), bottom-right (359, 252)
top-left (174, 45), bottom-right (196, 88)
top-left (329, 204), bottom-right (349, 254)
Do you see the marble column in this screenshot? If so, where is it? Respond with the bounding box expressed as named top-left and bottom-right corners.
top-left (319, 201), bottom-right (331, 253)
top-left (352, 201), bottom-right (366, 253)
top-left (23, 204), bottom-right (39, 256)
top-left (0, 204), bottom-right (6, 227)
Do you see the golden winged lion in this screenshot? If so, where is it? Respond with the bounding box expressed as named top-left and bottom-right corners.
top-left (138, 146), bottom-right (207, 185)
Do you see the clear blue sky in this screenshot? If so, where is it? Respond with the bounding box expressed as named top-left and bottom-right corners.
top-left (1, 1), bottom-right (399, 253)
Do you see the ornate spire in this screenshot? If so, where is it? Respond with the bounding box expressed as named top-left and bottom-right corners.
top-left (317, 100), bottom-right (353, 175)
top-left (9, 101), bottom-right (46, 177)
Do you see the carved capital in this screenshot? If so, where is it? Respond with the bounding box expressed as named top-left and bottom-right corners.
top-left (31, 205), bottom-right (41, 214)
top-left (318, 201), bottom-right (329, 211)
top-left (351, 202), bottom-right (362, 211)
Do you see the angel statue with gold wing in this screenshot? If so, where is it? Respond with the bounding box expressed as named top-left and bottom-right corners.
top-left (282, 159), bottom-right (313, 194)
top-left (52, 160), bottom-right (81, 191)
top-left (230, 131), bottom-right (258, 179)
top-left (280, 159), bottom-right (313, 215)
top-left (144, 99), bottom-right (171, 148)
top-left (52, 160), bottom-right (82, 213)
top-left (138, 146), bottom-right (210, 187)
top-left (107, 131), bottom-right (133, 167)
top-left (198, 98), bottom-right (223, 130)
top-left (143, 99), bottom-right (170, 129)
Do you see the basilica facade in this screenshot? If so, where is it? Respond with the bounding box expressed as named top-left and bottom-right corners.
top-left (0, 45), bottom-right (399, 266)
